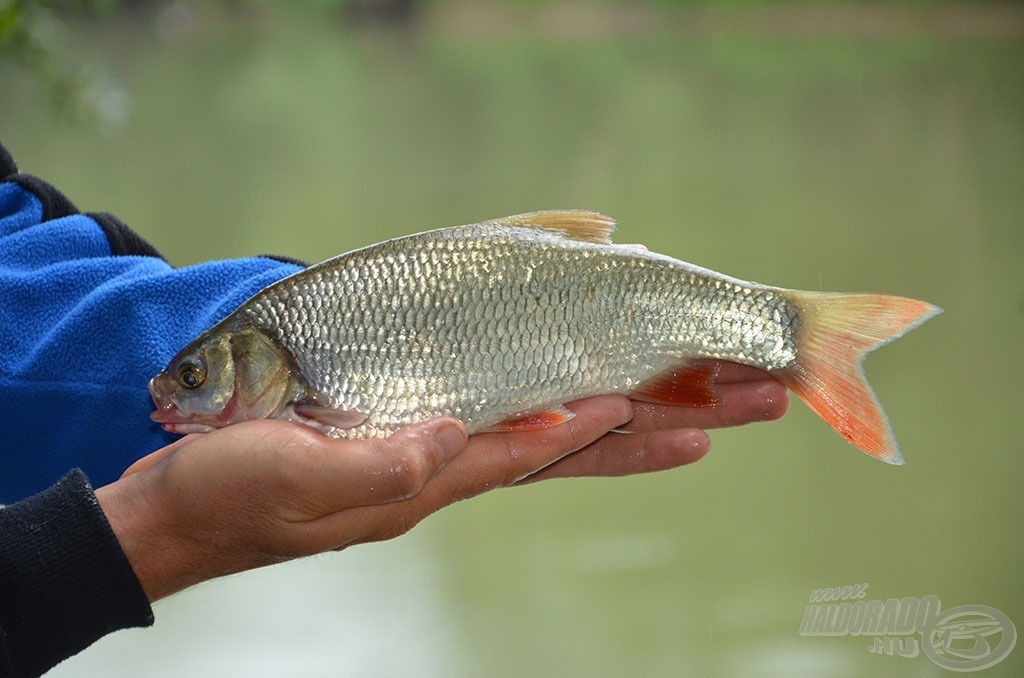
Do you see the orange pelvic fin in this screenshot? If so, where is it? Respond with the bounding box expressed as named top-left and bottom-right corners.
top-left (629, 359), bottom-right (722, 407)
top-left (775, 291), bottom-right (941, 465)
top-left (484, 405), bottom-right (576, 433)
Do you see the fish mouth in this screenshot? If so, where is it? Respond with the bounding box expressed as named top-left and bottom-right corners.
top-left (149, 400), bottom-right (219, 434)
top-left (148, 374), bottom-right (182, 423)
top-left (148, 373), bottom-right (234, 434)
top-left (149, 403), bottom-right (192, 427)
top-left (148, 374), bottom-right (218, 433)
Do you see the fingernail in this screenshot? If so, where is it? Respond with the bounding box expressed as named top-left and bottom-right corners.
top-left (432, 421), bottom-right (468, 463)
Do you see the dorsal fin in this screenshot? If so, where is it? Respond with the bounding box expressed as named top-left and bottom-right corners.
top-left (489, 210), bottom-right (616, 244)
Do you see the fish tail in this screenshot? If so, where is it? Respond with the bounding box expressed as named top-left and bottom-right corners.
top-left (774, 291), bottom-right (941, 465)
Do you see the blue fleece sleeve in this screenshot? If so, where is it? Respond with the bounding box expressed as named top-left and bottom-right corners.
top-left (0, 175), bottom-right (302, 503)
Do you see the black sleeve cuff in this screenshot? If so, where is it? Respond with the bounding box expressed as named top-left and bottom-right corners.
top-left (0, 470), bottom-right (154, 678)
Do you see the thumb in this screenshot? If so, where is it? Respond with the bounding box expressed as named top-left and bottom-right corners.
top-left (121, 434), bottom-right (203, 477)
top-left (384, 418), bottom-right (469, 467)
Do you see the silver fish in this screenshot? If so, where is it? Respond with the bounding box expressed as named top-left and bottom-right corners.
top-left (149, 211), bottom-right (940, 463)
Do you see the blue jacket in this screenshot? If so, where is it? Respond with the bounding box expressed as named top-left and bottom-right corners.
top-left (0, 143), bottom-right (302, 502)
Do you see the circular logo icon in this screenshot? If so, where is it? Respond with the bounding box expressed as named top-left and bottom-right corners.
top-left (922, 605), bottom-right (1017, 672)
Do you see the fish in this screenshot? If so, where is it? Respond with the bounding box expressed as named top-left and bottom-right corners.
top-left (149, 210), bottom-right (941, 464)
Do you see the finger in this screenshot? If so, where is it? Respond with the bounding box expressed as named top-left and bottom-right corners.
top-left (625, 379), bottom-right (789, 432)
top-left (391, 395), bottom-right (634, 510)
top-left (715, 362), bottom-right (777, 383)
top-left (331, 396), bottom-right (635, 548)
top-left (463, 395), bottom-right (635, 489)
top-left (276, 418), bottom-right (469, 514)
top-left (517, 427), bottom-right (711, 483)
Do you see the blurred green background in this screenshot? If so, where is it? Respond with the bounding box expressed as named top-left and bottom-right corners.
top-left (3, 1), bottom-right (1023, 676)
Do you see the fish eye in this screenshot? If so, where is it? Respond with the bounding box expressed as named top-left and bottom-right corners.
top-left (177, 362), bottom-right (206, 389)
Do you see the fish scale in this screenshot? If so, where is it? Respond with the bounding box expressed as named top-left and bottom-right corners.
top-left (150, 210), bottom-right (940, 463)
top-left (236, 221), bottom-right (798, 437)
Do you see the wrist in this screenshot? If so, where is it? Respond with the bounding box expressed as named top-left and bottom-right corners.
top-left (95, 474), bottom-right (200, 602)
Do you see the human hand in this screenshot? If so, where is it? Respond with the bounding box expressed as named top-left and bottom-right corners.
top-left (517, 362), bottom-right (788, 482)
top-left (96, 364), bottom-right (786, 602)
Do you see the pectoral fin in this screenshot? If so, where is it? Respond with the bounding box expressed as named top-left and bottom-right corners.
top-left (291, 404), bottom-right (368, 430)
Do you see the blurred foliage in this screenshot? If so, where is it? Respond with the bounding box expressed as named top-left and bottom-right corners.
top-left (0, 0), bottom-right (992, 125)
top-left (0, 0), bottom-right (126, 123)
top-left (0, 0), bottom-right (424, 123)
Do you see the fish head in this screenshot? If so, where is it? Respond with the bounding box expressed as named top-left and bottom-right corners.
top-left (149, 325), bottom-right (304, 433)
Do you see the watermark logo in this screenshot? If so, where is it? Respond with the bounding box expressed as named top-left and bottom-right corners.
top-left (923, 605), bottom-right (1017, 672)
top-left (799, 584), bottom-right (1016, 672)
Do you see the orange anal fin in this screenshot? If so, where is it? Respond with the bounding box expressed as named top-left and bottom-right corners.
top-left (483, 406), bottom-right (576, 432)
top-left (629, 359), bottom-right (722, 407)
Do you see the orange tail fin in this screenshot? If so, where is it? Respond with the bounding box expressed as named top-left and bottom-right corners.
top-left (774, 291), bottom-right (941, 465)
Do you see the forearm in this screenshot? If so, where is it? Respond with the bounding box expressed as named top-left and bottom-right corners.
top-left (0, 471), bottom-right (153, 678)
